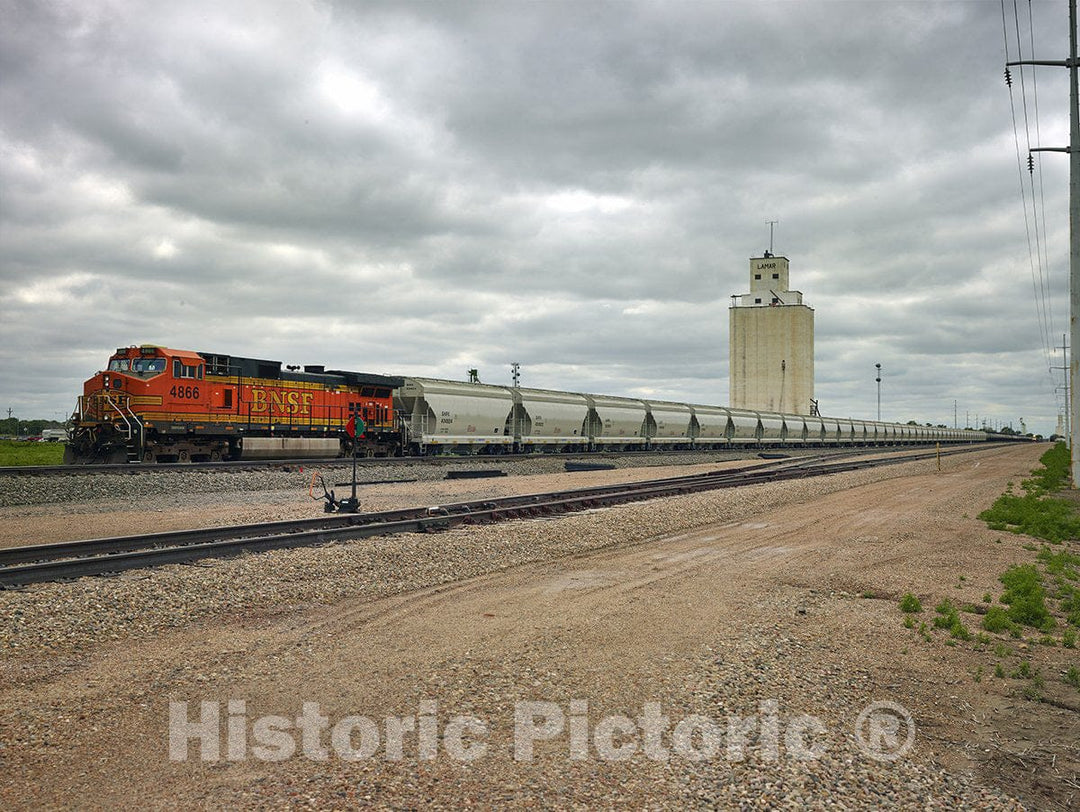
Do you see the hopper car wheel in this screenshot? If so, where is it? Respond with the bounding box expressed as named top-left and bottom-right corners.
top-left (211, 450), bottom-right (222, 462)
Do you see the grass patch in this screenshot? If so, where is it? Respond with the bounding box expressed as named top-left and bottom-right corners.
top-left (899, 593), bottom-right (922, 613)
top-left (0, 440), bottom-right (65, 467)
top-left (983, 605), bottom-right (1018, 635)
top-left (933, 598), bottom-right (972, 640)
top-left (978, 443), bottom-right (1080, 544)
top-left (999, 564), bottom-right (1055, 631)
top-left (1012, 660), bottom-right (1033, 679)
top-left (1066, 666), bottom-right (1080, 691)
top-left (979, 492), bottom-right (1080, 544)
top-left (1026, 443), bottom-right (1072, 493)
top-left (1038, 547), bottom-right (1080, 580)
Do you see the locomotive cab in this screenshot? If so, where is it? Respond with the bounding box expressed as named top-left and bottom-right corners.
top-left (67, 345), bottom-right (214, 464)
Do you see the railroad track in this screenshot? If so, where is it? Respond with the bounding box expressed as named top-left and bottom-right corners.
top-left (0, 442), bottom-right (985, 477)
top-left (0, 444), bottom-right (999, 587)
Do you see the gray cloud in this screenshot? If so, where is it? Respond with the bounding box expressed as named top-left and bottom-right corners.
top-left (0, 0), bottom-right (1070, 435)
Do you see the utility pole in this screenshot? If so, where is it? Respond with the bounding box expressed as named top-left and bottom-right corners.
top-left (511, 362), bottom-right (521, 388)
top-left (954, 400), bottom-right (958, 429)
top-left (875, 363), bottom-right (882, 421)
top-left (1054, 333), bottom-right (1071, 442)
top-left (1007, 0), bottom-right (1079, 482)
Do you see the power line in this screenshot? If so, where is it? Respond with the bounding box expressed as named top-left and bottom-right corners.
top-left (1026, 0), bottom-right (1056, 347)
top-left (1001, 0), bottom-right (1058, 398)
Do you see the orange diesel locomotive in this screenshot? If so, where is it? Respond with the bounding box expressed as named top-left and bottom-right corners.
top-left (65, 345), bottom-right (402, 463)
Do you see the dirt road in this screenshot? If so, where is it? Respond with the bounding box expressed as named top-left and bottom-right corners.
top-left (2, 444), bottom-right (1077, 808)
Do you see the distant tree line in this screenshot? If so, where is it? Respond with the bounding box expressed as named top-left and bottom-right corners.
top-left (0, 418), bottom-right (65, 437)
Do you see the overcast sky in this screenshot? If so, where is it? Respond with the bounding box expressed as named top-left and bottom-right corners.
top-left (1, 0), bottom-right (1072, 435)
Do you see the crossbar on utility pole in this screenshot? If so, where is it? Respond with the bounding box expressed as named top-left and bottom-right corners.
top-left (1006, 0), bottom-right (1079, 484)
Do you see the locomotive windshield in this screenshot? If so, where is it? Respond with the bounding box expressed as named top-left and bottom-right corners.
top-left (132, 358), bottom-right (166, 374)
top-left (108, 357), bottom-right (166, 377)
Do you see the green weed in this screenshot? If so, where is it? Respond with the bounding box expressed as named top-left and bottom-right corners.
top-left (1066, 666), bottom-right (1080, 691)
top-left (899, 593), bottom-right (922, 614)
top-left (1012, 661), bottom-right (1033, 679)
top-left (1026, 443), bottom-right (1072, 493)
top-left (1058, 585), bottom-right (1080, 627)
top-left (999, 565), bottom-right (1055, 631)
top-left (979, 444), bottom-right (1080, 543)
top-left (983, 605), bottom-right (1018, 635)
top-left (933, 599), bottom-right (971, 640)
top-left (1021, 683), bottom-right (1042, 701)
top-left (1038, 547), bottom-right (1080, 580)
top-left (934, 598), bottom-right (958, 625)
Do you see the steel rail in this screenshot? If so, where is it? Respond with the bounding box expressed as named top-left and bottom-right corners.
top-left (0, 441), bottom-right (994, 478)
top-left (0, 457), bottom-right (800, 568)
top-left (0, 444), bottom-right (1001, 587)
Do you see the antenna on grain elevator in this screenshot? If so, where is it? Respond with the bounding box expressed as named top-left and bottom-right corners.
top-left (766, 219), bottom-right (778, 256)
top-left (1006, 0), bottom-right (1079, 482)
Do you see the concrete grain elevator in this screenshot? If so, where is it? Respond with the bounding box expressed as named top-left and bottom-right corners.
top-left (729, 253), bottom-right (815, 415)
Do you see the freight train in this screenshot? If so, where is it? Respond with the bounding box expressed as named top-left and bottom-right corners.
top-left (64, 344), bottom-right (988, 464)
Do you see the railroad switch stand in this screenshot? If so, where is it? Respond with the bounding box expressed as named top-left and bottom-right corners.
top-left (308, 470), bottom-right (361, 513)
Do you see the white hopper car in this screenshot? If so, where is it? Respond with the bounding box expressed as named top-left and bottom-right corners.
top-left (395, 377), bottom-right (987, 455)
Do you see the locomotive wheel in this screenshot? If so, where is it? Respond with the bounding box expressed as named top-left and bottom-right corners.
top-left (178, 449), bottom-right (189, 462)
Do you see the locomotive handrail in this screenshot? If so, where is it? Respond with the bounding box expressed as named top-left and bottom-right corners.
top-left (100, 392), bottom-right (143, 459)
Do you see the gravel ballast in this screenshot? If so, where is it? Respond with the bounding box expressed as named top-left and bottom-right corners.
top-left (1, 444), bottom-right (1071, 809)
top-left (1, 452), bottom-right (976, 654)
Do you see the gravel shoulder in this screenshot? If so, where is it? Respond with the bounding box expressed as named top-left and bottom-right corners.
top-left (1, 444), bottom-right (1076, 809)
